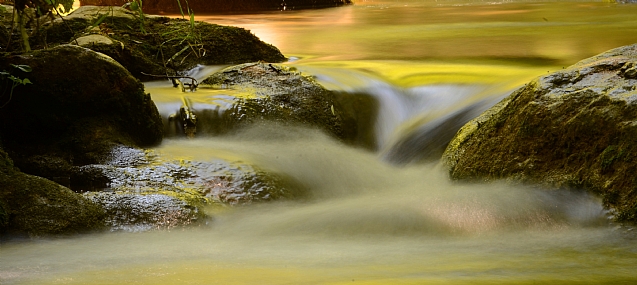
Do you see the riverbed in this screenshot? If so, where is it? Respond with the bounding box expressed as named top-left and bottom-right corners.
top-left (2, 0), bottom-right (637, 284)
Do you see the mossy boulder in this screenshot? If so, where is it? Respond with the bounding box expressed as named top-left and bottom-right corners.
top-left (0, 45), bottom-right (163, 179)
top-left (79, 0), bottom-right (352, 13)
top-left (0, 149), bottom-right (104, 237)
top-left (199, 62), bottom-right (348, 139)
top-left (36, 6), bottom-right (286, 80)
top-left (442, 43), bottom-right (637, 222)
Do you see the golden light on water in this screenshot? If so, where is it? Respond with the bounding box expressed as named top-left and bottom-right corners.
top-left (3, 1), bottom-right (637, 284)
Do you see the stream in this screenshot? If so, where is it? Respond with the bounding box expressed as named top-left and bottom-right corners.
top-left (2, 0), bottom-right (637, 284)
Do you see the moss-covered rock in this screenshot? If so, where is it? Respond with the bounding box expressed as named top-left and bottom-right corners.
top-left (0, 148), bottom-right (104, 236)
top-left (0, 44), bottom-right (163, 179)
top-left (442, 43), bottom-right (637, 222)
top-left (199, 62), bottom-right (347, 139)
top-left (0, 171), bottom-right (105, 236)
top-left (34, 6), bottom-right (286, 80)
top-left (79, 0), bottom-right (352, 13)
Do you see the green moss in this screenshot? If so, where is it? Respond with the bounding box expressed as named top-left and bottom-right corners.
top-left (0, 168), bottom-right (105, 236)
top-left (32, 7), bottom-right (286, 79)
top-left (442, 43), bottom-right (637, 223)
top-left (600, 145), bottom-right (626, 172)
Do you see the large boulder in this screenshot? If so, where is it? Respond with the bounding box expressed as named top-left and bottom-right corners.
top-left (37, 6), bottom-right (286, 80)
top-left (0, 45), bottom-right (163, 179)
top-left (0, 149), bottom-right (104, 237)
top-left (78, 0), bottom-right (352, 13)
top-left (442, 44), bottom-right (637, 222)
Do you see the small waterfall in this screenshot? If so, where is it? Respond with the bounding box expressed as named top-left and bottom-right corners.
top-left (308, 67), bottom-right (510, 164)
top-left (149, 65), bottom-right (512, 164)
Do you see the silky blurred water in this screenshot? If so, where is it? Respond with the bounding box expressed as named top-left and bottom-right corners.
top-left (2, 1), bottom-right (637, 284)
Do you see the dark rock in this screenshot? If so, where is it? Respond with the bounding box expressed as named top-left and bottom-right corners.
top-left (0, 44), bottom-right (163, 179)
top-left (199, 62), bottom-right (346, 139)
top-left (331, 91), bottom-right (379, 151)
top-left (37, 6), bottom-right (286, 79)
top-left (0, 149), bottom-right (105, 237)
top-left (442, 43), bottom-right (637, 222)
top-left (78, 0), bottom-right (352, 14)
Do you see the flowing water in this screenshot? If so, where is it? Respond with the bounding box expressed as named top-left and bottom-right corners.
top-left (3, 0), bottom-right (637, 284)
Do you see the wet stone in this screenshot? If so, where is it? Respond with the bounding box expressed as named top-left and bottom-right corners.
top-left (442, 43), bottom-right (637, 223)
top-left (79, 145), bottom-right (300, 232)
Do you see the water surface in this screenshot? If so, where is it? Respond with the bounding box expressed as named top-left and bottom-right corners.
top-left (2, 0), bottom-right (637, 284)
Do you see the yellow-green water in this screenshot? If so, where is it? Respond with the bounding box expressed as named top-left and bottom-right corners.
top-left (3, 1), bottom-right (637, 284)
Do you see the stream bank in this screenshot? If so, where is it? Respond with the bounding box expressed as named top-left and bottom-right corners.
top-left (78, 0), bottom-right (353, 14)
top-left (0, 6), bottom-right (293, 236)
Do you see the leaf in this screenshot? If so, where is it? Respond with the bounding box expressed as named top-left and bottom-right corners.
top-left (21, 78), bottom-right (32, 85)
top-left (130, 1), bottom-right (139, 11)
top-left (176, 0), bottom-right (186, 18)
top-left (89, 13), bottom-right (109, 29)
top-left (11, 64), bottom-right (32, 73)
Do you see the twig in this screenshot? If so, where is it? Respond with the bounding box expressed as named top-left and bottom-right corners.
top-left (55, 9), bottom-right (79, 46)
top-left (140, 72), bottom-right (199, 91)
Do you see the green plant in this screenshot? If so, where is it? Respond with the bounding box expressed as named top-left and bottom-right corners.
top-left (0, 64), bottom-right (32, 108)
top-left (6, 0), bottom-right (74, 52)
top-left (153, 0), bottom-right (205, 70)
top-left (174, 0), bottom-right (205, 57)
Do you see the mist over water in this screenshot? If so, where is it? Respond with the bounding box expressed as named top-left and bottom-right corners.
top-left (3, 0), bottom-right (637, 284)
top-left (2, 124), bottom-right (629, 284)
top-left (1, 125), bottom-right (627, 284)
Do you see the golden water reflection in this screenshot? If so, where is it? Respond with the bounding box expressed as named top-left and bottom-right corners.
top-left (3, 1), bottom-right (637, 284)
top-left (196, 0), bottom-right (637, 67)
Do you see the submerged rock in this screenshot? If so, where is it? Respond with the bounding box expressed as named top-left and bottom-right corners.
top-left (442, 44), bottom-right (637, 222)
top-left (199, 62), bottom-right (346, 139)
